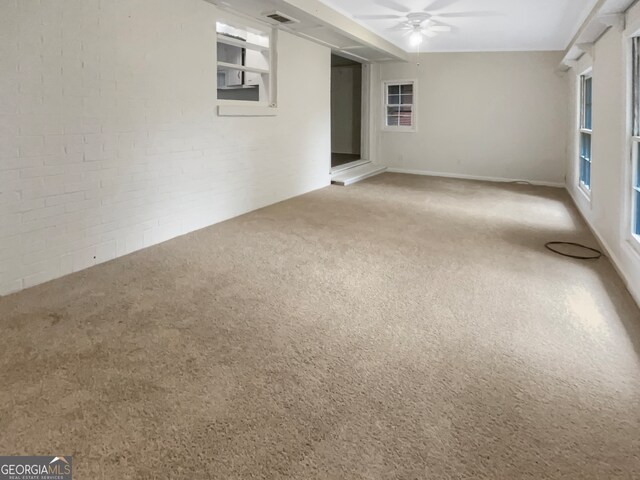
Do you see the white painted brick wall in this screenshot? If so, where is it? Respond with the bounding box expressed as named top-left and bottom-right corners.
top-left (0, 0), bottom-right (331, 295)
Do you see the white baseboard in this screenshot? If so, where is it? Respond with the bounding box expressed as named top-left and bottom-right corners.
top-left (565, 187), bottom-right (640, 309)
top-left (386, 168), bottom-right (565, 188)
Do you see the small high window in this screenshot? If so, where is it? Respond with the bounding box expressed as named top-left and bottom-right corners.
top-left (216, 18), bottom-right (272, 104)
top-left (384, 81), bottom-right (416, 131)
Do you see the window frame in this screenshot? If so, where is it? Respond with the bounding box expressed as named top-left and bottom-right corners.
top-left (629, 36), bottom-right (640, 252)
top-left (382, 80), bottom-right (417, 133)
top-left (632, 140), bottom-right (640, 239)
top-left (215, 12), bottom-right (276, 109)
top-left (578, 70), bottom-right (593, 197)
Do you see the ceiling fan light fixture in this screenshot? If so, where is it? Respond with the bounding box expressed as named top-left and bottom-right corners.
top-left (409, 28), bottom-right (423, 46)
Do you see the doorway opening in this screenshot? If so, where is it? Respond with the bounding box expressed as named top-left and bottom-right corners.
top-left (331, 54), bottom-right (363, 170)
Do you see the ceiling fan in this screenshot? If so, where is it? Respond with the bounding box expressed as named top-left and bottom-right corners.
top-left (354, 0), bottom-right (495, 46)
top-left (402, 12), bottom-right (450, 46)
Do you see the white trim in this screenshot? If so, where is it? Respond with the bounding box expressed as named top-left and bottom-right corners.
top-left (577, 180), bottom-right (593, 203)
top-left (368, 63), bottom-right (382, 166)
top-left (560, 0), bottom-right (636, 68)
top-left (360, 63), bottom-right (371, 162)
top-left (385, 168), bottom-right (565, 188)
top-left (277, 0), bottom-right (408, 62)
top-left (599, 13), bottom-right (625, 29)
top-left (217, 61), bottom-right (270, 75)
top-left (566, 186), bottom-right (640, 309)
top-left (330, 159), bottom-right (370, 175)
top-left (331, 165), bottom-right (386, 186)
top-left (216, 34), bottom-right (270, 52)
top-left (624, 10), bottom-right (640, 38)
top-left (578, 179), bottom-right (592, 198)
top-left (630, 231), bottom-right (640, 258)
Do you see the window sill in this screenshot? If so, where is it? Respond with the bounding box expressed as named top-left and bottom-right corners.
top-left (217, 104), bottom-right (277, 117)
top-left (578, 182), bottom-right (592, 202)
top-left (629, 234), bottom-right (640, 258)
top-left (382, 127), bottom-right (416, 133)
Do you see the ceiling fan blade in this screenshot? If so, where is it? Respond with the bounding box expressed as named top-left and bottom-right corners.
top-left (423, 30), bottom-right (438, 38)
top-left (435, 11), bottom-right (498, 18)
top-left (375, 0), bottom-right (411, 13)
top-left (424, 0), bottom-right (462, 12)
top-left (354, 14), bottom-right (403, 20)
top-left (429, 25), bottom-right (451, 32)
top-left (387, 21), bottom-right (411, 31)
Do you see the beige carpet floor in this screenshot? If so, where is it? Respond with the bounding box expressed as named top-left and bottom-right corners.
top-left (1, 173), bottom-right (640, 479)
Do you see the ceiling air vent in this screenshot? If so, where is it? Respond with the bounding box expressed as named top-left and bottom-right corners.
top-left (264, 11), bottom-right (299, 25)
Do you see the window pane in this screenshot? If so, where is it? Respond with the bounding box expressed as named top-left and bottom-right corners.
top-left (399, 111), bottom-right (412, 126)
top-left (584, 107), bottom-right (592, 130)
top-left (580, 132), bottom-right (591, 161)
top-left (580, 133), bottom-right (591, 189)
top-left (387, 115), bottom-right (399, 127)
top-left (635, 190), bottom-right (640, 235)
top-left (388, 94), bottom-right (401, 105)
top-left (586, 133), bottom-right (591, 160)
top-left (388, 85), bottom-right (400, 95)
top-left (585, 77), bottom-right (592, 100)
top-left (401, 84), bottom-right (413, 95)
top-left (585, 87), bottom-right (592, 130)
top-left (581, 76), bottom-right (593, 130)
top-left (387, 106), bottom-right (400, 116)
top-left (636, 143), bottom-right (640, 188)
top-left (633, 38), bottom-right (640, 136)
top-left (400, 94), bottom-right (413, 105)
top-left (586, 159), bottom-right (591, 188)
top-left (580, 158), bottom-right (591, 189)
top-left (585, 77), bottom-right (592, 130)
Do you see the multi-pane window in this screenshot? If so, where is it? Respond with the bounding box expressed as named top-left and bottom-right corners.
top-left (579, 74), bottom-right (593, 191)
top-left (216, 18), bottom-right (272, 103)
top-left (384, 81), bottom-right (415, 130)
top-left (632, 38), bottom-right (640, 237)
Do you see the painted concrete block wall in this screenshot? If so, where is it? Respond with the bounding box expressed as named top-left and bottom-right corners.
top-left (376, 52), bottom-right (568, 185)
top-left (565, 7), bottom-right (640, 305)
top-left (0, 0), bottom-right (331, 296)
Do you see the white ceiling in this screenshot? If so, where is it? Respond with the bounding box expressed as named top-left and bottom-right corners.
top-left (316, 0), bottom-right (599, 53)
